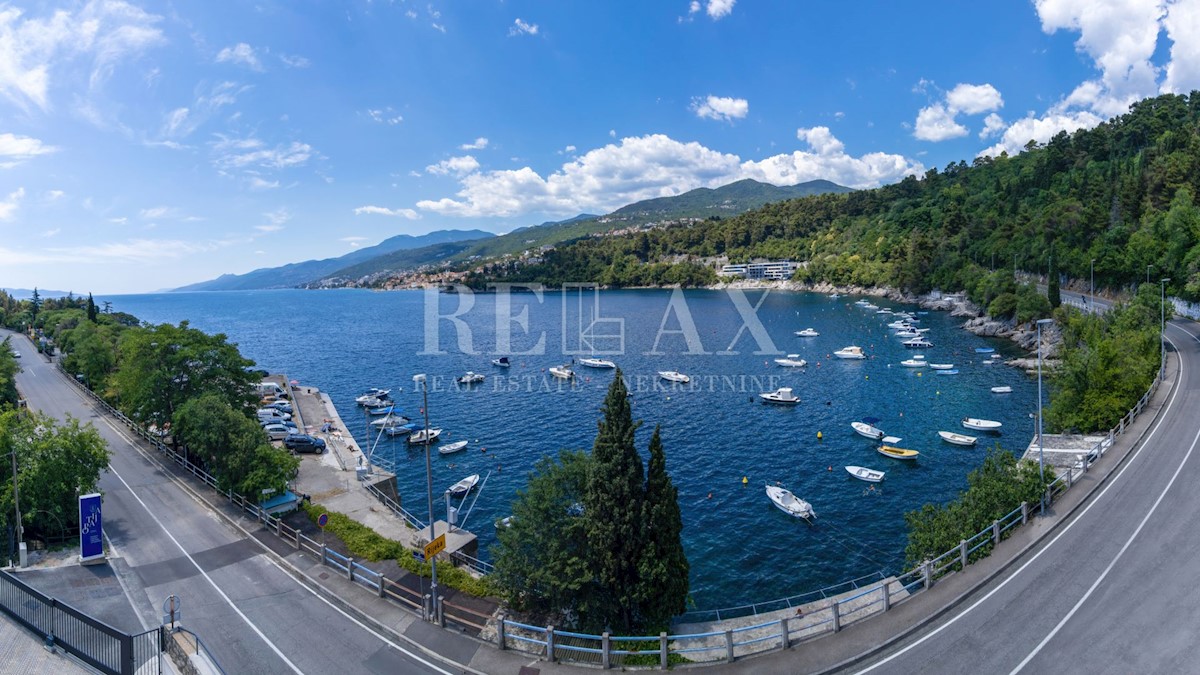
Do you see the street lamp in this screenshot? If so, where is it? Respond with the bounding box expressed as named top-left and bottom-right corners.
top-left (412, 373), bottom-right (438, 623)
top-left (1036, 317), bottom-right (1054, 510)
top-left (1161, 278), bottom-right (1171, 373)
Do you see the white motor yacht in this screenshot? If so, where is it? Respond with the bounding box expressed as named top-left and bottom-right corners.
top-left (774, 354), bottom-right (807, 367)
top-left (759, 387), bottom-right (800, 405)
top-left (658, 371), bottom-right (690, 383)
top-left (834, 346), bottom-right (866, 359)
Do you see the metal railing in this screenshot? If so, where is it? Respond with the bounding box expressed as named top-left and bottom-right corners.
top-left (169, 626), bottom-right (227, 675)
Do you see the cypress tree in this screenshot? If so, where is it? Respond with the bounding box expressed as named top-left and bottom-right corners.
top-left (637, 425), bottom-right (689, 630)
top-left (1047, 254), bottom-right (1061, 308)
top-left (583, 368), bottom-right (644, 632)
top-left (86, 293), bottom-right (97, 323)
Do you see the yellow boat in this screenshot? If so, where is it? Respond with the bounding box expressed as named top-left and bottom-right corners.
top-left (877, 445), bottom-right (920, 461)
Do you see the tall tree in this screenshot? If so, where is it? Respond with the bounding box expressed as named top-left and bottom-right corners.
top-left (86, 293), bottom-right (97, 323)
top-left (1047, 254), bottom-right (1062, 308)
top-left (583, 369), bottom-right (644, 632)
top-left (637, 425), bottom-right (689, 630)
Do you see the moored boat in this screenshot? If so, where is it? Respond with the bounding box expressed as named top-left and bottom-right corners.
top-left (355, 388), bottom-right (391, 405)
top-left (774, 354), bottom-right (807, 367)
top-left (759, 387), bottom-right (800, 405)
top-left (974, 347), bottom-right (995, 354)
top-left (991, 386), bottom-right (1012, 393)
top-left (851, 421), bottom-right (885, 440)
top-left (935, 369), bottom-right (959, 375)
top-left (765, 485), bottom-right (815, 520)
top-left (549, 365), bottom-right (575, 380)
top-left (834, 346), bottom-right (866, 359)
top-left (929, 363), bottom-right (954, 370)
top-left (845, 465), bottom-right (885, 483)
top-left (408, 428), bottom-right (443, 444)
top-left (794, 328), bottom-right (820, 337)
top-left (438, 440), bottom-right (469, 455)
top-left (938, 430), bottom-right (978, 446)
top-left (579, 357), bottom-right (617, 369)
top-left (448, 473), bottom-right (480, 496)
top-left (962, 417), bottom-right (1002, 432)
top-left (877, 445), bottom-right (920, 460)
top-left (902, 337), bottom-right (934, 349)
top-left (457, 371), bottom-right (485, 385)
top-left (658, 370), bottom-right (690, 383)
top-left (367, 404), bottom-right (396, 416)
top-left (492, 356), bottom-right (511, 367)
top-left (900, 358), bottom-right (927, 367)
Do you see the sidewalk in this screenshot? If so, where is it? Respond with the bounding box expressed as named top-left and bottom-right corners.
top-left (0, 614), bottom-right (96, 675)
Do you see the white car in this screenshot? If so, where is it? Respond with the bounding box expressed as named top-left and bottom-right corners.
top-left (256, 408), bottom-right (291, 423)
top-left (10, 350), bottom-right (19, 358)
top-left (262, 424), bottom-right (293, 441)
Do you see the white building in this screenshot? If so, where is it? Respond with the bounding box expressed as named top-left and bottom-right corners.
top-left (718, 260), bottom-right (800, 280)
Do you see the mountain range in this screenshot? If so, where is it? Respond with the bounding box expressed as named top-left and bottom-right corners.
top-left (173, 178), bottom-right (851, 291)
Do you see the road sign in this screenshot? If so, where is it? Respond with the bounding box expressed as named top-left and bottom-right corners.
top-left (424, 533), bottom-right (446, 560)
top-left (317, 513), bottom-right (329, 529)
top-left (413, 551), bottom-right (425, 562)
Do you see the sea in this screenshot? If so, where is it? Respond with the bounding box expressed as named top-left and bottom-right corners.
top-left (99, 287), bottom-right (1037, 612)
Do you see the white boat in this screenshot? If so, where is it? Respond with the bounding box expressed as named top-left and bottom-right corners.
top-left (355, 388), bottom-right (391, 405)
top-left (659, 371), bottom-right (690, 383)
top-left (875, 308), bottom-right (893, 314)
top-left (861, 303), bottom-right (879, 310)
top-left (851, 421), bottom-right (885, 440)
top-left (899, 358), bottom-right (927, 368)
top-left (935, 369), bottom-right (959, 375)
top-left (370, 414), bottom-right (410, 428)
top-left (939, 431), bottom-right (978, 446)
top-left (384, 423), bottom-right (417, 436)
top-left (991, 386), bottom-right (1013, 394)
top-left (929, 363), bottom-right (954, 370)
top-left (894, 330), bottom-right (920, 338)
top-left (962, 418), bottom-right (1002, 432)
top-left (774, 354), bottom-right (807, 367)
top-left (356, 395), bottom-right (389, 408)
top-left (448, 473), bottom-right (480, 496)
top-left (834, 346), bottom-right (866, 360)
top-left (579, 357), bottom-right (616, 369)
top-left (902, 337), bottom-right (934, 349)
top-left (549, 365), bottom-right (575, 380)
top-left (457, 371), bottom-right (485, 385)
top-left (765, 485), bottom-right (815, 520)
top-left (845, 466), bottom-right (885, 483)
top-left (877, 445), bottom-right (920, 460)
top-left (794, 328), bottom-right (820, 337)
top-left (495, 516), bottom-right (514, 530)
top-left (438, 440), bottom-right (469, 455)
top-left (408, 428), bottom-right (443, 444)
top-left (492, 356), bottom-right (511, 367)
top-left (759, 387), bottom-right (800, 405)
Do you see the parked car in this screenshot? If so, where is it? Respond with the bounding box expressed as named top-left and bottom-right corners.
top-left (262, 424), bottom-right (293, 441)
top-left (268, 400), bottom-right (293, 414)
top-left (261, 417), bottom-right (297, 430)
top-left (283, 434), bottom-right (326, 454)
top-left (256, 408), bottom-right (291, 423)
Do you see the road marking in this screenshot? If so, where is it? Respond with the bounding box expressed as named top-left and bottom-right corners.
top-left (854, 324), bottom-right (1192, 674)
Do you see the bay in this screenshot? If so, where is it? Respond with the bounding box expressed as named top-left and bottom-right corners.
top-left (100, 287), bottom-right (1037, 611)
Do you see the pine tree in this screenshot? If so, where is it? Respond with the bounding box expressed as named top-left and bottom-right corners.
top-left (1047, 254), bottom-right (1061, 308)
top-left (86, 293), bottom-right (97, 323)
top-left (583, 369), bottom-right (644, 632)
top-left (637, 425), bottom-right (689, 630)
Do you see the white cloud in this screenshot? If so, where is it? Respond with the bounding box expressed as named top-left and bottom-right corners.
top-left (0, 133), bottom-right (58, 166)
top-left (42, 228), bottom-right (60, 237)
top-left (354, 205), bottom-right (421, 219)
top-left (255, 224), bottom-right (283, 233)
top-left (978, 109), bottom-right (1104, 157)
top-left (156, 81), bottom-right (251, 142)
top-left (415, 131), bottom-right (921, 218)
top-left (609, 129), bottom-right (616, 138)
top-left (0, 1), bottom-right (165, 111)
top-left (705, 0), bottom-right (736, 19)
top-left (432, 23), bottom-right (446, 33)
top-left (980, 113), bottom-right (1007, 139)
top-left (509, 18), bottom-right (539, 36)
top-left (248, 177), bottom-right (280, 190)
top-left (0, 187), bottom-right (25, 219)
top-left (279, 53), bottom-right (310, 68)
top-left (107, 217), bottom-right (127, 224)
top-left (1162, 0), bottom-right (1200, 93)
top-left (341, 236), bottom-right (369, 246)
top-left (426, 155), bottom-right (481, 176)
top-left (261, 208), bottom-right (290, 231)
top-left (139, 206), bottom-right (172, 219)
top-left (367, 107), bottom-right (403, 125)
top-left (211, 135), bottom-right (314, 171)
top-left (460, 137), bottom-right (489, 150)
top-left (945, 83), bottom-right (1004, 115)
top-left (914, 104), bottom-right (969, 142)
top-left (215, 43), bottom-right (263, 71)
top-left (44, 189), bottom-right (65, 200)
top-left (691, 95), bottom-right (749, 122)
top-left (688, 1), bottom-right (702, 14)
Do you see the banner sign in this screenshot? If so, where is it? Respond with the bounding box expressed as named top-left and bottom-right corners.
top-left (78, 493), bottom-right (104, 564)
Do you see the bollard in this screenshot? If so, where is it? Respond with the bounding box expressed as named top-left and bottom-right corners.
top-left (922, 560), bottom-right (932, 589)
top-left (992, 519), bottom-right (1001, 546)
top-left (660, 631), bottom-right (669, 669)
top-left (347, 558), bottom-right (354, 581)
top-left (377, 574), bottom-right (385, 598)
top-left (294, 528), bottom-right (301, 550)
top-left (275, 518), bottom-right (282, 537)
top-left (959, 539), bottom-right (968, 570)
top-left (321, 545), bottom-right (328, 566)
top-left (831, 601), bottom-right (841, 632)
top-left (602, 632), bottom-right (611, 669)
top-left (423, 593), bottom-right (431, 622)
top-left (882, 581), bottom-right (891, 612)
top-left (725, 629), bottom-right (734, 663)
top-left (1067, 469), bottom-right (1074, 488)
top-left (546, 625), bottom-right (556, 662)
top-left (1021, 501), bottom-right (1028, 525)
top-left (437, 596), bottom-right (445, 628)
top-left (496, 614), bottom-right (507, 650)
top-left (779, 617), bottom-right (790, 650)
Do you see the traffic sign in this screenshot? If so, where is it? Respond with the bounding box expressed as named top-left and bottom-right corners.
top-left (317, 513), bottom-right (329, 529)
top-left (413, 551), bottom-right (425, 562)
top-left (424, 533), bottom-right (446, 560)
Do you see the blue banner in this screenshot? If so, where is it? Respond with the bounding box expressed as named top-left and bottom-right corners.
top-left (78, 493), bottom-right (103, 563)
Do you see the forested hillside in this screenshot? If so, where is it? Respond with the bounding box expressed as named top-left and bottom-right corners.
top-left (482, 93), bottom-right (1200, 300)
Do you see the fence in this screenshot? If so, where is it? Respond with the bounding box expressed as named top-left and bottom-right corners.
top-left (0, 569), bottom-right (161, 675)
top-left (60, 352), bottom-right (1167, 668)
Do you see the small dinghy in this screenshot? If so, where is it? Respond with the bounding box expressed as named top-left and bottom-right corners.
top-left (845, 465), bottom-right (885, 483)
top-left (448, 474), bottom-right (480, 496)
top-left (877, 445), bottom-right (920, 461)
top-left (938, 430), bottom-right (978, 446)
top-left (765, 485), bottom-right (815, 520)
top-left (438, 440), bottom-right (469, 455)
top-left (962, 418), bottom-right (1002, 432)
top-left (991, 386), bottom-right (1012, 394)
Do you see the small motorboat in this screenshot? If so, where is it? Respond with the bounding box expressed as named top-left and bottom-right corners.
top-left (991, 386), bottom-right (1013, 394)
top-left (492, 356), bottom-right (511, 367)
top-left (851, 421), bottom-right (885, 440)
top-left (902, 337), bottom-right (934, 349)
top-left (875, 308), bottom-right (893, 315)
top-left (759, 387), bottom-right (800, 405)
top-left (962, 417), bottom-right (1003, 432)
top-left (367, 405), bottom-right (396, 416)
top-left (834, 346), bottom-right (866, 360)
top-left (448, 473), bottom-right (480, 496)
top-left (929, 363), bottom-right (955, 370)
top-left (878, 445), bottom-right (920, 460)
top-left (975, 347), bottom-right (996, 354)
top-left (935, 369), bottom-right (959, 375)
top-left (549, 365), bottom-right (575, 380)
top-left (457, 372), bottom-right (485, 385)
top-left (579, 357), bottom-right (616, 369)
top-left (794, 328), bottom-right (820, 337)
top-left (845, 466), bottom-right (885, 483)
top-left (861, 303), bottom-right (879, 310)
top-left (357, 396), bottom-right (389, 408)
top-left (408, 428), bottom-right (443, 444)
top-left (900, 358), bottom-right (927, 368)
top-left (765, 485), bottom-right (815, 520)
top-left (938, 430), bottom-right (978, 446)
top-left (385, 423), bottom-right (418, 436)
top-left (355, 388), bottom-right (391, 405)
top-left (774, 354), bottom-right (807, 367)
top-left (370, 414), bottom-right (410, 428)
top-left (659, 371), bottom-right (690, 383)
top-left (495, 516), bottom-right (514, 530)
top-left (894, 330), bottom-right (920, 338)
top-left (438, 440), bottom-right (469, 455)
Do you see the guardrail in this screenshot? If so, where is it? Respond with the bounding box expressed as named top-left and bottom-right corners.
top-left (58, 351), bottom-right (1168, 668)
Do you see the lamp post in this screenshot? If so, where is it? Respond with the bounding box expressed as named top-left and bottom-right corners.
top-left (1036, 318), bottom-right (1054, 510)
top-left (412, 373), bottom-right (438, 623)
top-left (1161, 278), bottom-right (1171, 373)
top-left (1090, 259), bottom-right (1095, 312)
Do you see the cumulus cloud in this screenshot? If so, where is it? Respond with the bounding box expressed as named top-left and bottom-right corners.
top-left (978, 109), bottom-right (1103, 158)
top-left (215, 43), bottom-right (263, 71)
top-left (460, 137), bottom-right (489, 150)
top-left (691, 95), bottom-right (749, 122)
top-left (0, 133), bottom-right (58, 167)
top-left (946, 83), bottom-right (1004, 115)
top-left (426, 155), bottom-right (481, 176)
top-left (705, 0), bottom-right (736, 19)
top-left (980, 113), bottom-right (1007, 139)
top-left (914, 104), bottom-right (969, 142)
top-left (415, 131), bottom-right (921, 218)
top-left (367, 107), bottom-right (403, 125)
top-left (354, 206), bottom-right (421, 219)
top-left (0, 187), bottom-right (25, 219)
top-left (0, 1), bottom-right (165, 111)
top-left (914, 83), bottom-right (1003, 141)
top-left (509, 18), bottom-right (539, 36)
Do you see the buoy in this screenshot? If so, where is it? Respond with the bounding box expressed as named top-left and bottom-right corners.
top-left (707, 492), bottom-right (713, 499)
top-left (827, 466), bottom-right (832, 472)
top-left (742, 476), bottom-right (748, 485)
top-left (865, 375), bottom-right (869, 380)
top-left (817, 431), bottom-right (823, 440)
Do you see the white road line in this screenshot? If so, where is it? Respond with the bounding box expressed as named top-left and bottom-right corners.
top-left (854, 325), bottom-right (1193, 674)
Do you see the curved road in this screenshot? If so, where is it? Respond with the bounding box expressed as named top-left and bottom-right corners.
top-left (847, 318), bottom-right (1200, 674)
top-left (5, 329), bottom-right (462, 675)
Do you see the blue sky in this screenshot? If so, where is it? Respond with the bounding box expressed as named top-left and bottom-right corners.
top-left (1, 0), bottom-right (1195, 293)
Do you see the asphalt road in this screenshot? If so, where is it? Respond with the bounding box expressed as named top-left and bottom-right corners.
top-left (5, 329), bottom-right (462, 675)
top-left (846, 318), bottom-right (1200, 674)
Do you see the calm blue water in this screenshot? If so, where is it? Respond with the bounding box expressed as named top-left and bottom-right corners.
top-left (101, 288), bottom-right (1036, 610)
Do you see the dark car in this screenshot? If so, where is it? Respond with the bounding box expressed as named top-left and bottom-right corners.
top-left (283, 434), bottom-right (326, 454)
